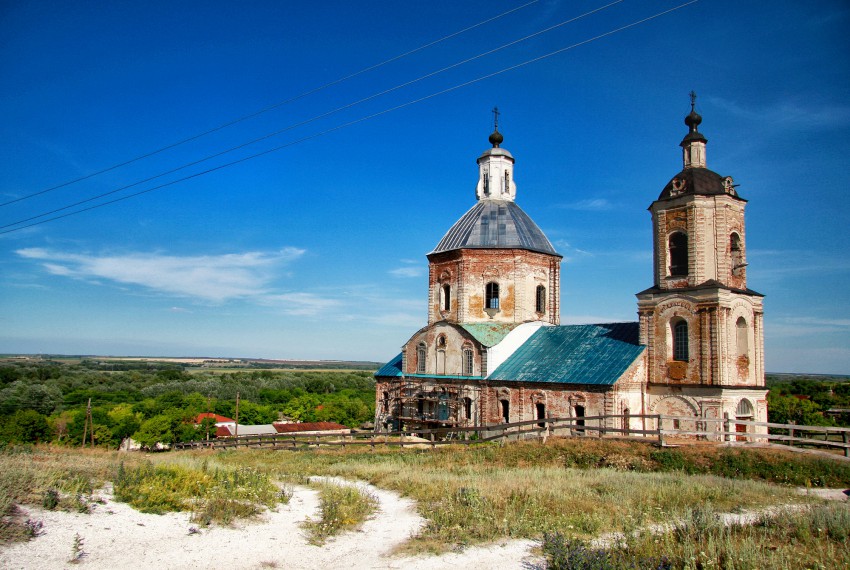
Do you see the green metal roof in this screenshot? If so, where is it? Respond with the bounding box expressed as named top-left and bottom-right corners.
top-left (488, 323), bottom-right (644, 386)
top-left (374, 353), bottom-right (402, 378)
top-left (460, 323), bottom-right (519, 347)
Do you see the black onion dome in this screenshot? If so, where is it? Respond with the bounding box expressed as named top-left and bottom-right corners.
top-left (489, 129), bottom-right (504, 148)
top-left (430, 199), bottom-right (559, 256)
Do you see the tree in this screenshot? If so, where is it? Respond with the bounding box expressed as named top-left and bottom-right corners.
top-left (133, 414), bottom-right (175, 448)
top-left (0, 410), bottom-right (51, 443)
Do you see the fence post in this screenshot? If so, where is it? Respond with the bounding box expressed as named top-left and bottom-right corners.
top-left (788, 421), bottom-right (795, 447)
top-left (599, 416), bottom-right (605, 438)
top-left (843, 431), bottom-right (848, 458)
top-left (657, 415), bottom-right (664, 446)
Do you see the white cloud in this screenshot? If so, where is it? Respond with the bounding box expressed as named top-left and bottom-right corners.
top-left (16, 247), bottom-right (306, 302)
top-left (389, 266), bottom-right (424, 278)
top-left (709, 97), bottom-right (850, 131)
top-left (261, 292), bottom-right (342, 316)
top-left (767, 316), bottom-right (850, 338)
top-left (389, 259), bottom-right (425, 278)
top-left (557, 198), bottom-right (613, 211)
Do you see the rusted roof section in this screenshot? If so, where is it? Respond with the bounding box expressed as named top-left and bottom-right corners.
top-left (194, 412), bottom-right (235, 424)
top-left (488, 323), bottom-right (644, 385)
top-left (430, 199), bottom-right (559, 256)
top-left (658, 168), bottom-right (746, 202)
top-left (273, 421), bottom-right (349, 433)
top-left (460, 322), bottom-right (519, 347)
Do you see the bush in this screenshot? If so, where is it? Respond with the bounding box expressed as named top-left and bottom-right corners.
top-left (0, 410), bottom-right (51, 444)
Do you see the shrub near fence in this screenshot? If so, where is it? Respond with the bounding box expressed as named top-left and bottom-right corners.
top-left (174, 414), bottom-right (850, 457)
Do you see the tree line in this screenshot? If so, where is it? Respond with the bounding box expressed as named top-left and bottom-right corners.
top-left (0, 359), bottom-right (376, 447)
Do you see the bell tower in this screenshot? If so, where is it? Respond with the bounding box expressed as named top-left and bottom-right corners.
top-left (636, 94), bottom-right (767, 426)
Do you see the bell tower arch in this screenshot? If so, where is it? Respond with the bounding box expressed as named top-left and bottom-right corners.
top-left (637, 94), bottom-right (767, 425)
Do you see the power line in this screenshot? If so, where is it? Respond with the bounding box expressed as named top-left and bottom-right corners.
top-left (0, 0), bottom-right (538, 209)
top-left (0, 0), bottom-right (699, 236)
top-left (1, 0), bottom-right (625, 231)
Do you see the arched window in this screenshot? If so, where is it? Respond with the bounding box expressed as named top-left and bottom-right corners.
top-left (535, 285), bottom-right (546, 314)
top-left (485, 282), bottom-right (500, 310)
top-left (673, 319), bottom-right (689, 362)
top-left (536, 402), bottom-right (546, 428)
top-left (736, 317), bottom-right (748, 358)
top-left (500, 399), bottom-right (510, 423)
top-left (416, 343), bottom-right (426, 373)
top-left (736, 398), bottom-right (753, 418)
top-left (669, 232), bottom-right (688, 276)
top-left (730, 233), bottom-right (743, 274)
top-left (462, 347), bottom-right (474, 376)
top-left (441, 284), bottom-right (451, 312)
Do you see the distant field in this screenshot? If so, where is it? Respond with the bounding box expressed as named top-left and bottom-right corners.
top-left (0, 354), bottom-right (382, 371)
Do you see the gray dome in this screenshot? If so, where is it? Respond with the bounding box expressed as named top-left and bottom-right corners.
top-left (430, 199), bottom-right (559, 256)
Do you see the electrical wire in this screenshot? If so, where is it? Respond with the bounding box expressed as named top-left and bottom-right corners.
top-left (1, 0), bottom-right (625, 230)
top-left (0, 0), bottom-right (699, 236)
top-left (0, 0), bottom-right (538, 209)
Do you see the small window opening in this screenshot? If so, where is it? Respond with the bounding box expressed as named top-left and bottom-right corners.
top-left (736, 317), bottom-right (748, 358)
top-left (500, 399), bottom-right (510, 423)
top-left (416, 343), bottom-right (426, 373)
top-left (382, 391), bottom-right (389, 413)
top-left (485, 282), bottom-right (500, 310)
top-left (535, 285), bottom-right (546, 314)
top-left (669, 232), bottom-right (688, 276)
top-left (673, 319), bottom-right (689, 362)
top-left (536, 402), bottom-right (546, 428)
top-left (484, 172), bottom-right (490, 195)
top-left (462, 347), bottom-right (474, 376)
top-left (442, 284), bottom-right (451, 312)
top-left (504, 170), bottom-right (510, 193)
top-left (673, 418), bottom-right (681, 430)
top-left (574, 405), bottom-right (585, 434)
top-left (463, 397), bottom-right (472, 420)
top-left (730, 233), bottom-right (743, 274)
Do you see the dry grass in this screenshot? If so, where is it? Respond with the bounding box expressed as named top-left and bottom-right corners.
top-left (302, 480), bottom-right (379, 544)
top-left (2, 438), bottom-right (847, 564)
top-left (204, 440), bottom-right (829, 553)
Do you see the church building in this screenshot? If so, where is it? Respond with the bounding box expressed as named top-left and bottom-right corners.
top-left (375, 98), bottom-right (768, 438)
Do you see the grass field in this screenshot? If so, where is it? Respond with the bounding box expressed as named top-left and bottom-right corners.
top-left (1, 438), bottom-right (848, 567)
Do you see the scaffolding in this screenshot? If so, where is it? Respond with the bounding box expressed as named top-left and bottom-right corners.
top-left (376, 377), bottom-right (481, 432)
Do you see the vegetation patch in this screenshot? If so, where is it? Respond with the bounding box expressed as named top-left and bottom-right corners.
top-left (207, 440), bottom-right (831, 554)
top-left (303, 480), bottom-right (379, 545)
top-left (113, 460), bottom-right (289, 525)
top-left (542, 502), bottom-right (850, 569)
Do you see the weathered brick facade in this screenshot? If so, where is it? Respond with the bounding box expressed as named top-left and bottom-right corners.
top-left (376, 101), bottom-right (768, 438)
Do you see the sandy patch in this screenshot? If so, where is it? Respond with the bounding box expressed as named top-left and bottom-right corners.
top-left (0, 480), bottom-right (541, 570)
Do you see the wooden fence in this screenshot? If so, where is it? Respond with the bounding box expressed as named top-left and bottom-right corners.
top-left (173, 414), bottom-right (850, 457)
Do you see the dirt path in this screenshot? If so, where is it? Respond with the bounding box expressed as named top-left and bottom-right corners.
top-left (0, 480), bottom-right (541, 570)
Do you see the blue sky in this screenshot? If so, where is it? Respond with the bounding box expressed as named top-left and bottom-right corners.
top-left (1, 0), bottom-right (849, 373)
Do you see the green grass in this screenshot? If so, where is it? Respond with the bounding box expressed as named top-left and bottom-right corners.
top-left (302, 479), bottom-right (379, 545)
top-left (543, 502), bottom-right (850, 569)
top-left (207, 439), bottom-right (840, 553)
top-left (2, 437), bottom-right (848, 565)
top-left (113, 460), bottom-right (290, 525)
